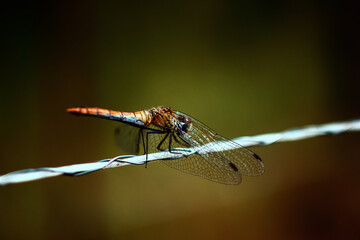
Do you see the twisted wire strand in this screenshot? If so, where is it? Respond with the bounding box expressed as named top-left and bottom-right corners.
top-left (1, 118), bottom-right (359, 186)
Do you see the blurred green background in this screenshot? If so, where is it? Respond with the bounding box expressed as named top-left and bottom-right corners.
top-left (1, 1), bottom-right (359, 239)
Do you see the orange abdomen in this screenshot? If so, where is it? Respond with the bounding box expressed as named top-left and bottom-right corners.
top-left (67, 107), bottom-right (151, 127)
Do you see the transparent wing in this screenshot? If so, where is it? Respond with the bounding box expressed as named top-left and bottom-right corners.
top-left (114, 124), bottom-right (172, 155)
top-left (163, 154), bottom-right (243, 184)
top-left (162, 111), bottom-right (264, 184)
top-left (114, 124), bottom-right (142, 155)
top-left (142, 127), bottom-right (242, 184)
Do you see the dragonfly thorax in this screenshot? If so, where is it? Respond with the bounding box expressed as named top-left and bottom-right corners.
top-left (149, 106), bottom-right (176, 131)
top-left (149, 107), bottom-right (192, 134)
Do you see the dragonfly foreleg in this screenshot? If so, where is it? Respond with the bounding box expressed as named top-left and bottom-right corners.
top-left (168, 134), bottom-right (191, 155)
top-left (173, 133), bottom-right (191, 147)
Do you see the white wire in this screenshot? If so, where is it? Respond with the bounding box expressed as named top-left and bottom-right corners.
top-left (1, 118), bottom-right (359, 185)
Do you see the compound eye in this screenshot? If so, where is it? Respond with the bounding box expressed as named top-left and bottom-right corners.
top-left (181, 123), bottom-right (190, 132)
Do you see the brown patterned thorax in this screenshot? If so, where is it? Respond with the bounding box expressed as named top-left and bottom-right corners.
top-left (148, 106), bottom-right (177, 131)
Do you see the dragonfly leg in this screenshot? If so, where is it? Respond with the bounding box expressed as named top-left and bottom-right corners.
top-left (146, 130), bottom-right (166, 168)
top-left (173, 134), bottom-right (193, 153)
top-left (177, 134), bottom-right (191, 146)
top-left (173, 134), bottom-right (190, 147)
top-left (156, 132), bottom-right (169, 151)
top-left (168, 134), bottom-right (190, 155)
top-left (140, 129), bottom-right (146, 155)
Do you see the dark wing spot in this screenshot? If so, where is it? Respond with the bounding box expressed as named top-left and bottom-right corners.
top-left (253, 153), bottom-right (262, 162)
top-left (229, 162), bottom-right (239, 172)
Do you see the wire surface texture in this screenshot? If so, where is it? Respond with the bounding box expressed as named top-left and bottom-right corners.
top-left (1, 119), bottom-right (359, 185)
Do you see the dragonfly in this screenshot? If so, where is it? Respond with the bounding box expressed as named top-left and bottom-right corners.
top-left (67, 106), bottom-right (264, 184)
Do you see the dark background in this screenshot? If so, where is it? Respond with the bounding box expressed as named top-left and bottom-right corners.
top-left (1, 1), bottom-right (359, 239)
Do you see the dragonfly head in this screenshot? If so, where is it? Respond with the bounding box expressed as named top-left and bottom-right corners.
top-left (176, 113), bottom-right (192, 134)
